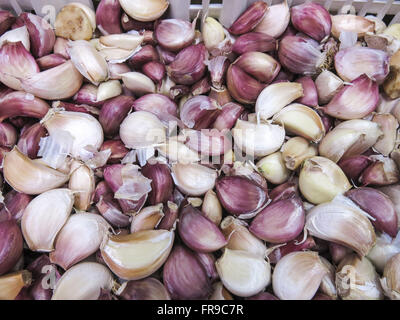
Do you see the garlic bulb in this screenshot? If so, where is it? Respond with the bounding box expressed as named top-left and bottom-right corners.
top-left (21, 188), bottom-right (74, 252)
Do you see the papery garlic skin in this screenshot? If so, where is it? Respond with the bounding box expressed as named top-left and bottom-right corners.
top-left (216, 249), bottom-right (271, 298)
top-left (21, 189), bottom-right (74, 252)
top-left (299, 156), bottom-right (351, 204)
top-left (272, 251), bottom-right (328, 300)
top-left (52, 262), bottom-right (113, 300)
top-left (305, 195), bottom-right (376, 256)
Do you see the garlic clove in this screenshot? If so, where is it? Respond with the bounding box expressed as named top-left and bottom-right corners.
top-left (130, 204), bottom-right (164, 233)
top-left (331, 15), bottom-right (375, 39)
top-left (142, 61), bottom-right (166, 84)
top-left (0, 270), bottom-right (32, 300)
top-left (182, 128), bottom-right (231, 157)
top-left (220, 216), bottom-right (266, 258)
top-left (21, 188), bottom-right (74, 252)
top-left (120, 110), bottom-right (166, 150)
top-left (68, 160), bottom-right (95, 211)
top-left (96, 0), bottom-right (122, 35)
top-left (216, 248), bottom-right (271, 298)
top-left (99, 33), bottom-right (143, 51)
top-left (3, 147), bottom-right (69, 195)
top-left (36, 53), bottom-right (67, 71)
top-left (122, 72), bottom-right (155, 96)
top-left (178, 204), bottom-right (227, 253)
top-left (157, 201), bottom-right (179, 231)
top-left (291, 2), bottom-right (332, 42)
top-left (254, 0), bottom-right (290, 38)
top-left (381, 253), bottom-right (400, 300)
top-left (0, 26), bottom-right (30, 51)
top-left (256, 82), bottom-right (304, 120)
top-left (273, 103), bottom-right (325, 142)
top-left (0, 190), bottom-right (32, 223)
top-left (368, 232), bottom-right (400, 273)
top-left (306, 194), bottom-right (376, 256)
top-left (21, 61), bottom-right (83, 100)
top-left (360, 155), bottom-right (400, 187)
top-left (163, 245), bottom-right (212, 300)
top-left (141, 162), bottom-right (173, 205)
top-left (213, 102), bottom-right (243, 131)
top-left (299, 156), bottom-right (351, 204)
top-left (117, 277), bottom-right (171, 300)
top-left (96, 196), bottom-right (130, 228)
top-left (372, 113), bottom-right (398, 156)
top-left (133, 93), bottom-right (178, 121)
top-left (0, 10), bottom-right (15, 36)
top-left (256, 152), bottom-right (290, 185)
top-left (232, 119), bottom-right (285, 158)
top-left (315, 69), bottom-right (344, 105)
top-left (55, 3), bottom-right (95, 40)
top-left (336, 253), bottom-right (383, 300)
top-left (202, 189), bottom-right (223, 226)
top-left (215, 175), bottom-right (267, 219)
top-left (281, 136), bottom-right (318, 170)
top-left (0, 123), bottom-right (16, 148)
top-left (155, 19), bottom-right (195, 52)
top-left (119, 0), bottom-right (169, 22)
top-left (210, 282), bottom-right (234, 300)
top-left (42, 110), bottom-right (104, 158)
top-left (319, 257), bottom-right (338, 300)
top-left (338, 155), bottom-right (373, 182)
top-left (0, 220), bottom-right (23, 275)
top-left (180, 95), bottom-right (221, 130)
top-left (267, 234), bottom-right (316, 264)
top-left (50, 213), bottom-right (110, 270)
top-left (234, 52), bottom-right (280, 84)
top-left (272, 251), bottom-right (328, 300)
top-left (171, 163), bottom-right (217, 196)
top-left (52, 262), bottom-right (113, 300)
top-left (202, 17), bottom-right (225, 53)
top-left (101, 229), bottom-right (174, 280)
top-left (0, 41), bottom-right (39, 91)
top-left (96, 80), bottom-right (122, 102)
top-left (228, 1), bottom-right (269, 35)
top-left (232, 32), bottom-right (276, 55)
top-left (269, 181), bottom-right (299, 203)
top-left (157, 137), bottom-right (200, 164)
top-left (250, 196), bottom-right (305, 244)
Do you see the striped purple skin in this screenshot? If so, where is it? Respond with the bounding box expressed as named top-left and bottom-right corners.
top-left (0, 220), bottom-right (23, 275)
top-left (228, 1), bottom-right (269, 35)
top-left (141, 162), bottom-right (173, 205)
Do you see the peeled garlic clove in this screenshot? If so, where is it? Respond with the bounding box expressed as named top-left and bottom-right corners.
top-left (68, 161), bottom-right (95, 211)
top-left (0, 41), bottom-right (39, 91)
top-left (117, 277), bottom-right (171, 300)
top-left (232, 32), bottom-right (276, 55)
top-left (0, 270), bottom-right (32, 300)
top-left (167, 44), bottom-right (207, 86)
top-left (273, 103), bottom-right (325, 142)
top-left (338, 155), bottom-right (373, 181)
top-left (130, 204), bottom-right (164, 233)
top-left (315, 70), bottom-right (344, 105)
top-left (122, 72), bottom-right (155, 96)
top-left (336, 253), bottom-right (383, 300)
top-left (250, 196), bottom-right (304, 244)
top-left (255, 82), bottom-right (303, 120)
top-left (331, 15), bottom-right (375, 39)
top-left (216, 248), bottom-right (271, 297)
top-left (360, 156), bottom-right (400, 186)
top-left (220, 216), bottom-right (266, 258)
top-left (228, 1), bottom-right (268, 35)
top-left (299, 156), bottom-right (351, 204)
top-left (171, 163), bottom-right (217, 196)
top-left (372, 113), bottom-right (398, 156)
top-left (324, 74), bottom-right (379, 120)
top-left (0, 220), bottom-right (23, 275)
top-left (368, 232), bottom-right (400, 273)
top-left (52, 262), bottom-right (113, 300)
top-left (213, 102), bottom-right (243, 131)
top-left (254, 0), bottom-right (289, 38)
top-left (0, 10), bottom-right (15, 36)
top-left (96, 0), bottom-right (122, 35)
top-left (202, 189), bottom-right (222, 226)
top-left (55, 3), bottom-right (95, 40)
top-left (141, 162), bottom-right (173, 205)
top-left (101, 229), bottom-right (174, 280)
top-left (21, 61), bottom-right (83, 100)
top-left (120, 111), bottom-right (166, 149)
top-left (99, 95), bottom-right (135, 137)
top-left (278, 36), bottom-right (325, 75)
top-left (272, 251), bottom-right (327, 300)
top-left (291, 2), bottom-right (331, 42)
top-left (226, 64), bottom-right (266, 104)
top-left (0, 26), bottom-right (29, 51)
top-left (256, 152), bottom-right (290, 185)
top-left (15, 13), bottom-right (55, 58)
top-left (4, 147), bottom-right (69, 195)
top-left (306, 194), bottom-right (376, 256)
top-left (215, 176), bottom-right (267, 219)
top-left (50, 213), bottom-right (110, 270)
top-left (346, 187), bottom-right (397, 238)
top-left (178, 204), bottom-right (227, 253)
top-left (281, 136), bottom-right (318, 170)
top-left (155, 19), bottom-right (194, 52)
top-left (180, 95), bottom-right (220, 130)
top-left (42, 110), bottom-right (104, 158)
top-left (234, 52), bottom-right (280, 84)
top-left (232, 119), bottom-right (285, 158)
top-left (120, 0), bottom-right (168, 22)
top-left (21, 189), bottom-right (73, 252)
top-left (202, 17), bottom-right (225, 53)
